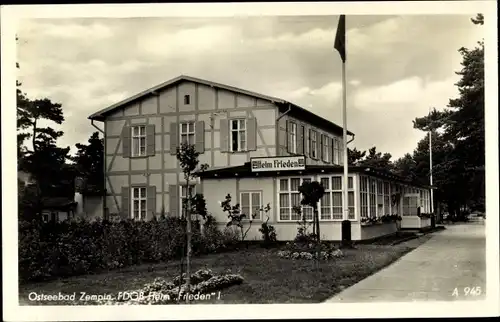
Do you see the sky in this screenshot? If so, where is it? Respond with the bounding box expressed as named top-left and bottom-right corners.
top-left (16, 14), bottom-right (484, 160)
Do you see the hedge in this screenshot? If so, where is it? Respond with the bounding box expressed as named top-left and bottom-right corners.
top-left (18, 217), bottom-right (241, 283)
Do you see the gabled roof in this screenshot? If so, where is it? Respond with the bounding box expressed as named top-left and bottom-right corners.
top-left (196, 162), bottom-right (432, 189)
top-left (88, 75), bottom-right (354, 136)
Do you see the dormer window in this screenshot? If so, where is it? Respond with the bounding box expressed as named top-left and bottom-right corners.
top-left (184, 95), bottom-right (190, 105)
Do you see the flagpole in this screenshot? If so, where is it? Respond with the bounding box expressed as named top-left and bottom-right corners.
top-left (429, 108), bottom-right (434, 214)
top-left (334, 14), bottom-right (350, 243)
top-left (342, 60), bottom-right (349, 221)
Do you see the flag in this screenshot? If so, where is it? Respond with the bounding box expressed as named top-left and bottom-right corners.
top-left (334, 15), bottom-right (346, 62)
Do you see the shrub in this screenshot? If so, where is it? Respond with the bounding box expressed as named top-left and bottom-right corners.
top-left (259, 222), bottom-right (277, 248)
top-left (18, 216), bottom-right (240, 282)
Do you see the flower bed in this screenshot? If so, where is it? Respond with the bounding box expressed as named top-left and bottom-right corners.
top-left (96, 269), bottom-right (244, 305)
top-left (277, 249), bottom-right (343, 260)
top-left (361, 215), bottom-right (402, 226)
top-left (277, 241), bottom-right (344, 260)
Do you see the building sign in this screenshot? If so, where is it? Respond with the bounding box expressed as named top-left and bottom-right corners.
top-left (251, 156), bottom-right (306, 172)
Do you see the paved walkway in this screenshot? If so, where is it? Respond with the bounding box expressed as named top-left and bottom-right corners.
top-left (325, 220), bottom-right (486, 302)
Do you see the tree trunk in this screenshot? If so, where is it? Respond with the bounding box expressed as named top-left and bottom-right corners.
top-left (315, 207), bottom-right (320, 243)
top-left (312, 212), bottom-right (316, 237)
top-left (185, 178), bottom-right (192, 304)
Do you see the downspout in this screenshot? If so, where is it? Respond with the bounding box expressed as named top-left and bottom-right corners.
top-left (275, 102), bottom-right (292, 156)
top-left (347, 133), bottom-right (355, 145)
top-left (91, 119), bottom-right (106, 220)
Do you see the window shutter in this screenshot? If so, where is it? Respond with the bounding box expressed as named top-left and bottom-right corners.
top-left (316, 132), bottom-right (321, 160)
top-left (320, 134), bottom-right (324, 161)
top-left (329, 137), bottom-right (333, 163)
top-left (147, 185), bottom-right (156, 219)
top-left (339, 139), bottom-right (344, 165)
top-left (286, 120), bottom-right (290, 153)
top-left (333, 138), bottom-right (338, 164)
top-left (121, 186), bottom-right (130, 219)
top-left (169, 184), bottom-right (179, 217)
top-left (195, 121), bottom-right (205, 153)
top-left (297, 125), bottom-right (304, 155)
top-left (308, 129), bottom-right (312, 157)
top-left (122, 126), bottom-right (131, 158)
top-left (170, 122), bottom-right (178, 155)
top-left (220, 119), bottom-right (229, 153)
top-left (147, 124), bottom-right (155, 156)
top-left (330, 138), bottom-right (334, 163)
top-left (247, 117), bottom-right (257, 151)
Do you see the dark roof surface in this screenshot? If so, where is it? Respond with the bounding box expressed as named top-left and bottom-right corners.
top-left (88, 75), bottom-right (354, 136)
top-left (196, 162), bottom-right (432, 189)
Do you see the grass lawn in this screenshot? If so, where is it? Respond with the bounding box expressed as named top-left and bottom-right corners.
top-left (19, 235), bottom-right (433, 305)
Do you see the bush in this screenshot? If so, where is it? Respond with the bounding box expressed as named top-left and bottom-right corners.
top-left (259, 222), bottom-right (277, 248)
top-left (18, 216), bottom-right (241, 283)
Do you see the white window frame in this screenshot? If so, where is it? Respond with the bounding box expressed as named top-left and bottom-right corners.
top-left (131, 186), bottom-right (147, 220)
top-left (318, 175), bottom-right (355, 221)
top-left (131, 125), bottom-right (147, 157)
top-left (289, 122), bottom-right (297, 154)
top-left (333, 138), bottom-right (340, 164)
top-left (230, 119), bottom-right (247, 152)
top-left (239, 191), bottom-right (262, 221)
top-left (383, 181), bottom-right (391, 216)
top-left (360, 176), bottom-right (369, 219)
top-left (391, 183), bottom-right (400, 215)
top-left (277, 177), bottom-right (314, 222)
top-left (369, 178), bottom-right (377, 218)
top-left (377, 179), bottom-right (384, 216)
top-left (180, 184), bottom-right (196, 218)
top-left (310, 131), bottom-right (317, 159)
top-left (179, 122), bottom-right (195, 146)
top-left (322, 135), bottom-right (330, 163)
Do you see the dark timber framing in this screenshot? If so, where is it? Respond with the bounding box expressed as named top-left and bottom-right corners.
top-left (90, 75), bottom-right (356, 218)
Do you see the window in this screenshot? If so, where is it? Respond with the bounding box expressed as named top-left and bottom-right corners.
top-left (360, 176), bottom-right (369, 219)
top-left (288, 122), bottom-right (297, 154)
top-left (391, 184), bottom-right (400, 214)
top-left (319, 176), bottom-right (355, 220)
top-left (377, 180), bottom-right (384, 215)
top-left (240, 191), bottom-right (262, 220)
top-left (369, 178), bottom-right (377, 218)
top-left (180, 122), bottom-right (195, 145)
top-left (310, 130), bottom-right (317, 159)
top-left (184, 95), bottom-right (190, 105)
top-left (180, 185), bottom-right (196, 218)
top-left (231, 119), bottom-right (247, 152)
top-left (322, 135), bottom-right (330, 162)
top-left (131, 187), bottom-right (147, 220)
top-left (425, 190), bottom-right (430, 212)
top-left (383, 181), bottom-right (391, 215)
top-left (333, 138), bottom-right (340, 164)
top-left (278, 177), bottom-right (313, 221)
top-left (131, 125), bottom-right (146, 157)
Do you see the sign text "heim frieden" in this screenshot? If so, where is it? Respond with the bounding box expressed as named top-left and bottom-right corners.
top-left (251, 156), bottom-right (306, 172)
